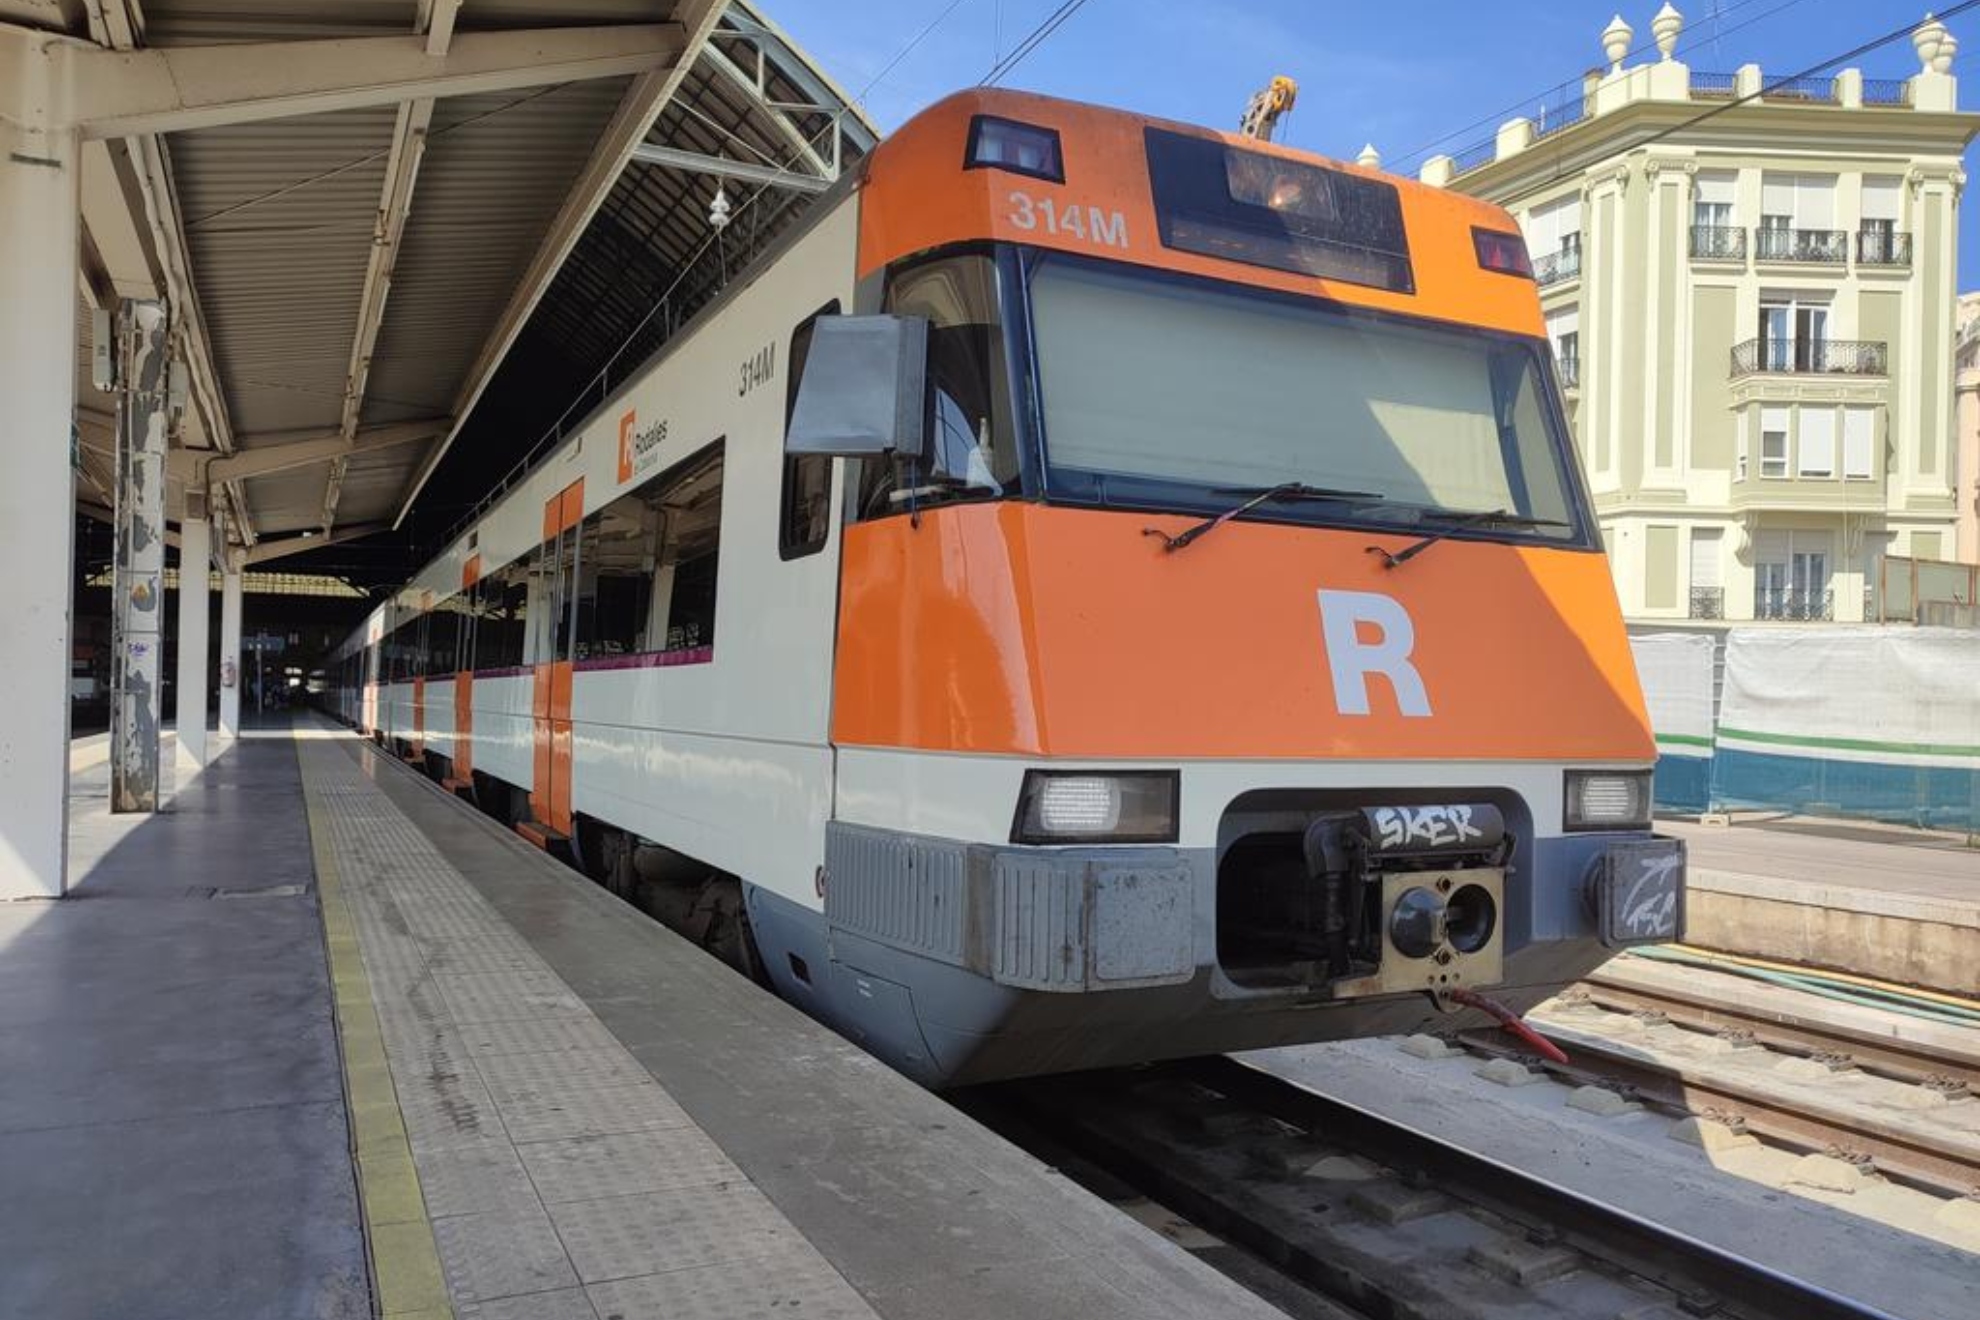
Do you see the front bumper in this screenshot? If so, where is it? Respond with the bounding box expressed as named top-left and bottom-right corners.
top-left (821, 821), bottom-right (1686, 997)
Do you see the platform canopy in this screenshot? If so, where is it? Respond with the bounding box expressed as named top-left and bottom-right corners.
top-left (38, 0), bottom-right (874, 578)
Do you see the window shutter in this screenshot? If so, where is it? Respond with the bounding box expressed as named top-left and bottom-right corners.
top-left (1694, 172), bottom-right (1735, 207)
top-left (1797, 408), bottom-right (1835, 476)
top-left (1861, 177), bottom-right (1901, 222)
top-left (1843, 408), bottom-right (1875, 478)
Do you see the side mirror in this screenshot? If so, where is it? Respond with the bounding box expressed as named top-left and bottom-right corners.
top-left (784, 314), bottom-right (928, 458)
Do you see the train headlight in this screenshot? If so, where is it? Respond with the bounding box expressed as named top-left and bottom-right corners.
top-left (1012, 771), bottom-right (1179, 845)
top-left (1564, 770), bottom-right (1653, 832)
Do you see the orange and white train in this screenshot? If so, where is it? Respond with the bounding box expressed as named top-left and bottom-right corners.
top-left (328, 88), bottom-right (1685, 1087)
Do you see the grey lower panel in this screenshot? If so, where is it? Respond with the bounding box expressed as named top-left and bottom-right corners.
top-left (824, 823), bottom-right (1202, 992)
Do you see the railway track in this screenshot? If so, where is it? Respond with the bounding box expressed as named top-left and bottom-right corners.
top-left (1497, 955), bottom-right (1980, 1201)
top-left (981, 1057), bottom-right (1903, 1320)
top-left (972, 955), bottom-right (1980, 1320)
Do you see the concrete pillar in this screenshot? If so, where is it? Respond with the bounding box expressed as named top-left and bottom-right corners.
top-left (218, 563), bottom-right (243, 738)
top-left (175, 510), bottom-right (212, 771)
top-left (0, 49), bottom-right (80, 897)
top-left (110, 300), bottom-right (169, 813)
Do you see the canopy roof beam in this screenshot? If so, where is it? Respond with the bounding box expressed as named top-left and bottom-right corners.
top-left (27, 23), bottom-right (689, 139)
top-left (628, 142), bottom-right (829, 193)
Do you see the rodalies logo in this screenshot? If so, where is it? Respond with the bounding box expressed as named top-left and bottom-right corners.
top-left (616, 408), bottom-right (667, 483)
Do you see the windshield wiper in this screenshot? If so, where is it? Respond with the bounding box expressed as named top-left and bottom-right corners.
top-left (1367, 508), bottom-right (1571, 569)
top-left (1144, 482), bottom-right (1386, 552)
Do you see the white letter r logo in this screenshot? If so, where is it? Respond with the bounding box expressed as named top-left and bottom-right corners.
top-left (1317, 589), bottom-right (1432, 718)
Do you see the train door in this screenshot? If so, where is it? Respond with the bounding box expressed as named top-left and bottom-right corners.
top-left (410, 589), bottom-right (433, 759)
top-left (451, 556), bottom-right (480, 793)
top-left (528, 480), bottom-right (584, 841)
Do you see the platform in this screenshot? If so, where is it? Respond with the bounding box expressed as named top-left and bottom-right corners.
top-left (0, 720), bottom-right (1280, 1320)
top-left (1662, 817), bottom-right (1980, 995)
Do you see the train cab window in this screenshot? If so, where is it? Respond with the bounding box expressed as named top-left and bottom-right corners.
top-left (780, 300), bottom-right (840, 560)
top-left (857, 255), bottom-right (1020, 521)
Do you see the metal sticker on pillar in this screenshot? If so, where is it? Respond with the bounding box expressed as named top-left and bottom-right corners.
top-left (110, 300), bottom-right (169, 813)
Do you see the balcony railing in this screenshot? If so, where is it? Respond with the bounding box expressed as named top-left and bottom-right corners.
top-left (1857, 229), bottom-right (1913, 266)
top-left (1534, 244), bottom-right (1581, 287)
top-left (1730, 337), bottom-right (1888, 377)
top-left (1556, 356), bottom-right (1580, 390)
top-left (1755, 587), bottom-right (1834, 621)
top-left (1449, 138), bottom-right (1497, 175)
top-left (1689, 587), bottom-right (1725, 620)
top-left (1691, 71), bottom-right (1737, 98)
top-left (1755, 227), bottom-right (1848, 263)
top-left (1862, 78), bottom-right (1910, 105)
top-left (1690, 225), bottom-right (1746, 261)
top-left (1765, 75), bottom-right (1839, 103)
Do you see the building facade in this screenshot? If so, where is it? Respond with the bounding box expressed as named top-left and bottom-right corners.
top-left (1425, 7), bottom-right (1979, 622)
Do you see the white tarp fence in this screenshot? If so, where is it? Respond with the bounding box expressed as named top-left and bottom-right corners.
top-left (1629, 633), bottom-right (1715, 760)
top-left (1717, 627), bottom-right (1980, 767)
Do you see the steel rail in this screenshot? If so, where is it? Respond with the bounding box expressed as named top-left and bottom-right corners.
top-left (1195, 1055), bottom-right (1904, 1320)
top-left (1460, 1024), bottom-right (1980, 1200)
top-left (1571, 971), bottom-right (1980, 1092)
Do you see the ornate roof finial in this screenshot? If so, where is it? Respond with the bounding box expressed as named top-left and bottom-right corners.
top-left (1915, 13), bottom-right (1948, 72)
top-left (1935, 28), bottom-right (1958, 74)
top-left (1652, 4), bottom-right (1684, 61)
top-left (1602, 14), bottom-right (1634, 72)
top-left (1357, 143), bottom-right (1381, 168)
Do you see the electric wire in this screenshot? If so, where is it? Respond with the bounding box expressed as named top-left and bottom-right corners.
top-left (1625, 0), bottom-right (1980, 155)
top-left (981, 0), bottom-right (1095, 86)
top-left (1390, 0), bottom-right (1803, 172)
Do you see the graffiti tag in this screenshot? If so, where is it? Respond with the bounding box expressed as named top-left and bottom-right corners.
top-left (1373, 805), bottom-right (1484, 851)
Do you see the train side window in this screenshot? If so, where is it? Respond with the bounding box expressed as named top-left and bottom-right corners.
top-left (653, 444), bottom-right (724, 654)
top-left (576, 491), bottom-right (663, 660)
top-left (471, 563), bottom-right (529, 671)
top-left (780, 300), bottom-right (841, 560)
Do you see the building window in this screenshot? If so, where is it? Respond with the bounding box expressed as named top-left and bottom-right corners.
top-left (1758, 298), bottom-right (1829, 372)
top-left (1689, 527), bottom-right (1725, 619)
top-left (1546, 305), bottom-right (1580, 390)
top-left (1760, 407), bottom-right (1789, 478)
top-left (1753, 529), bottom-right (1834, 620)
top-left (1690, 171), bottom-right (1743, 260)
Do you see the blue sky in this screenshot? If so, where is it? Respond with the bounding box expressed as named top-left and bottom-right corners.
top-left (772, 0), bottom-right (1980, 285)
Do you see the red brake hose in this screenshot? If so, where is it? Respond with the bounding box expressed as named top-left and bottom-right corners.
top-left (1447, 986), bottom-right (1570, 1065)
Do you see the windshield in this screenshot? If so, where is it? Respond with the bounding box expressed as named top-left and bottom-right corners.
top-left (1026, 256), bottom-right (1585, 542)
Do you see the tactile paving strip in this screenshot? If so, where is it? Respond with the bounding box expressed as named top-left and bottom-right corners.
top-left (299, 734), bottom-right (882, 1320)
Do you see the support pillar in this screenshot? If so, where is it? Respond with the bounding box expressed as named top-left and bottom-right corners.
top-left (218, 560), bottom-right (243, 739)
top-left (110, 300), bottom-right (169, 813)
top-left (175, 506), bottom-right (212, 772)
top-left (0, 46), bottom-right (81, 896)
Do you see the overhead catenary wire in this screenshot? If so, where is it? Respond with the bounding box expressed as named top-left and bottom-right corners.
top-left (981, 0), bottom-right (1096, 86)
top-left (1391, 0), bottom-right (1809, 173)
top-left (1625, 0), bottom-right (1980, 155)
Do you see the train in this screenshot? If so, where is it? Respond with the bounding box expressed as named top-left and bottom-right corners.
top-left (326, 87), bottom-right (1685, 1087)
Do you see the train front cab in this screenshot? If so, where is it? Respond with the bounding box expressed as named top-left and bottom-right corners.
top-left (754, 90), bottom-right (1687, 1087)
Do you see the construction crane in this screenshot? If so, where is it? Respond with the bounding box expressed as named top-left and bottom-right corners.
top-left (1239, 75), bottom-right (1299, 142)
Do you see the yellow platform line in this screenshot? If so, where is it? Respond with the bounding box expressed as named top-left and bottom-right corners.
top-left (300, 742), bottom-right (454, 1320)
